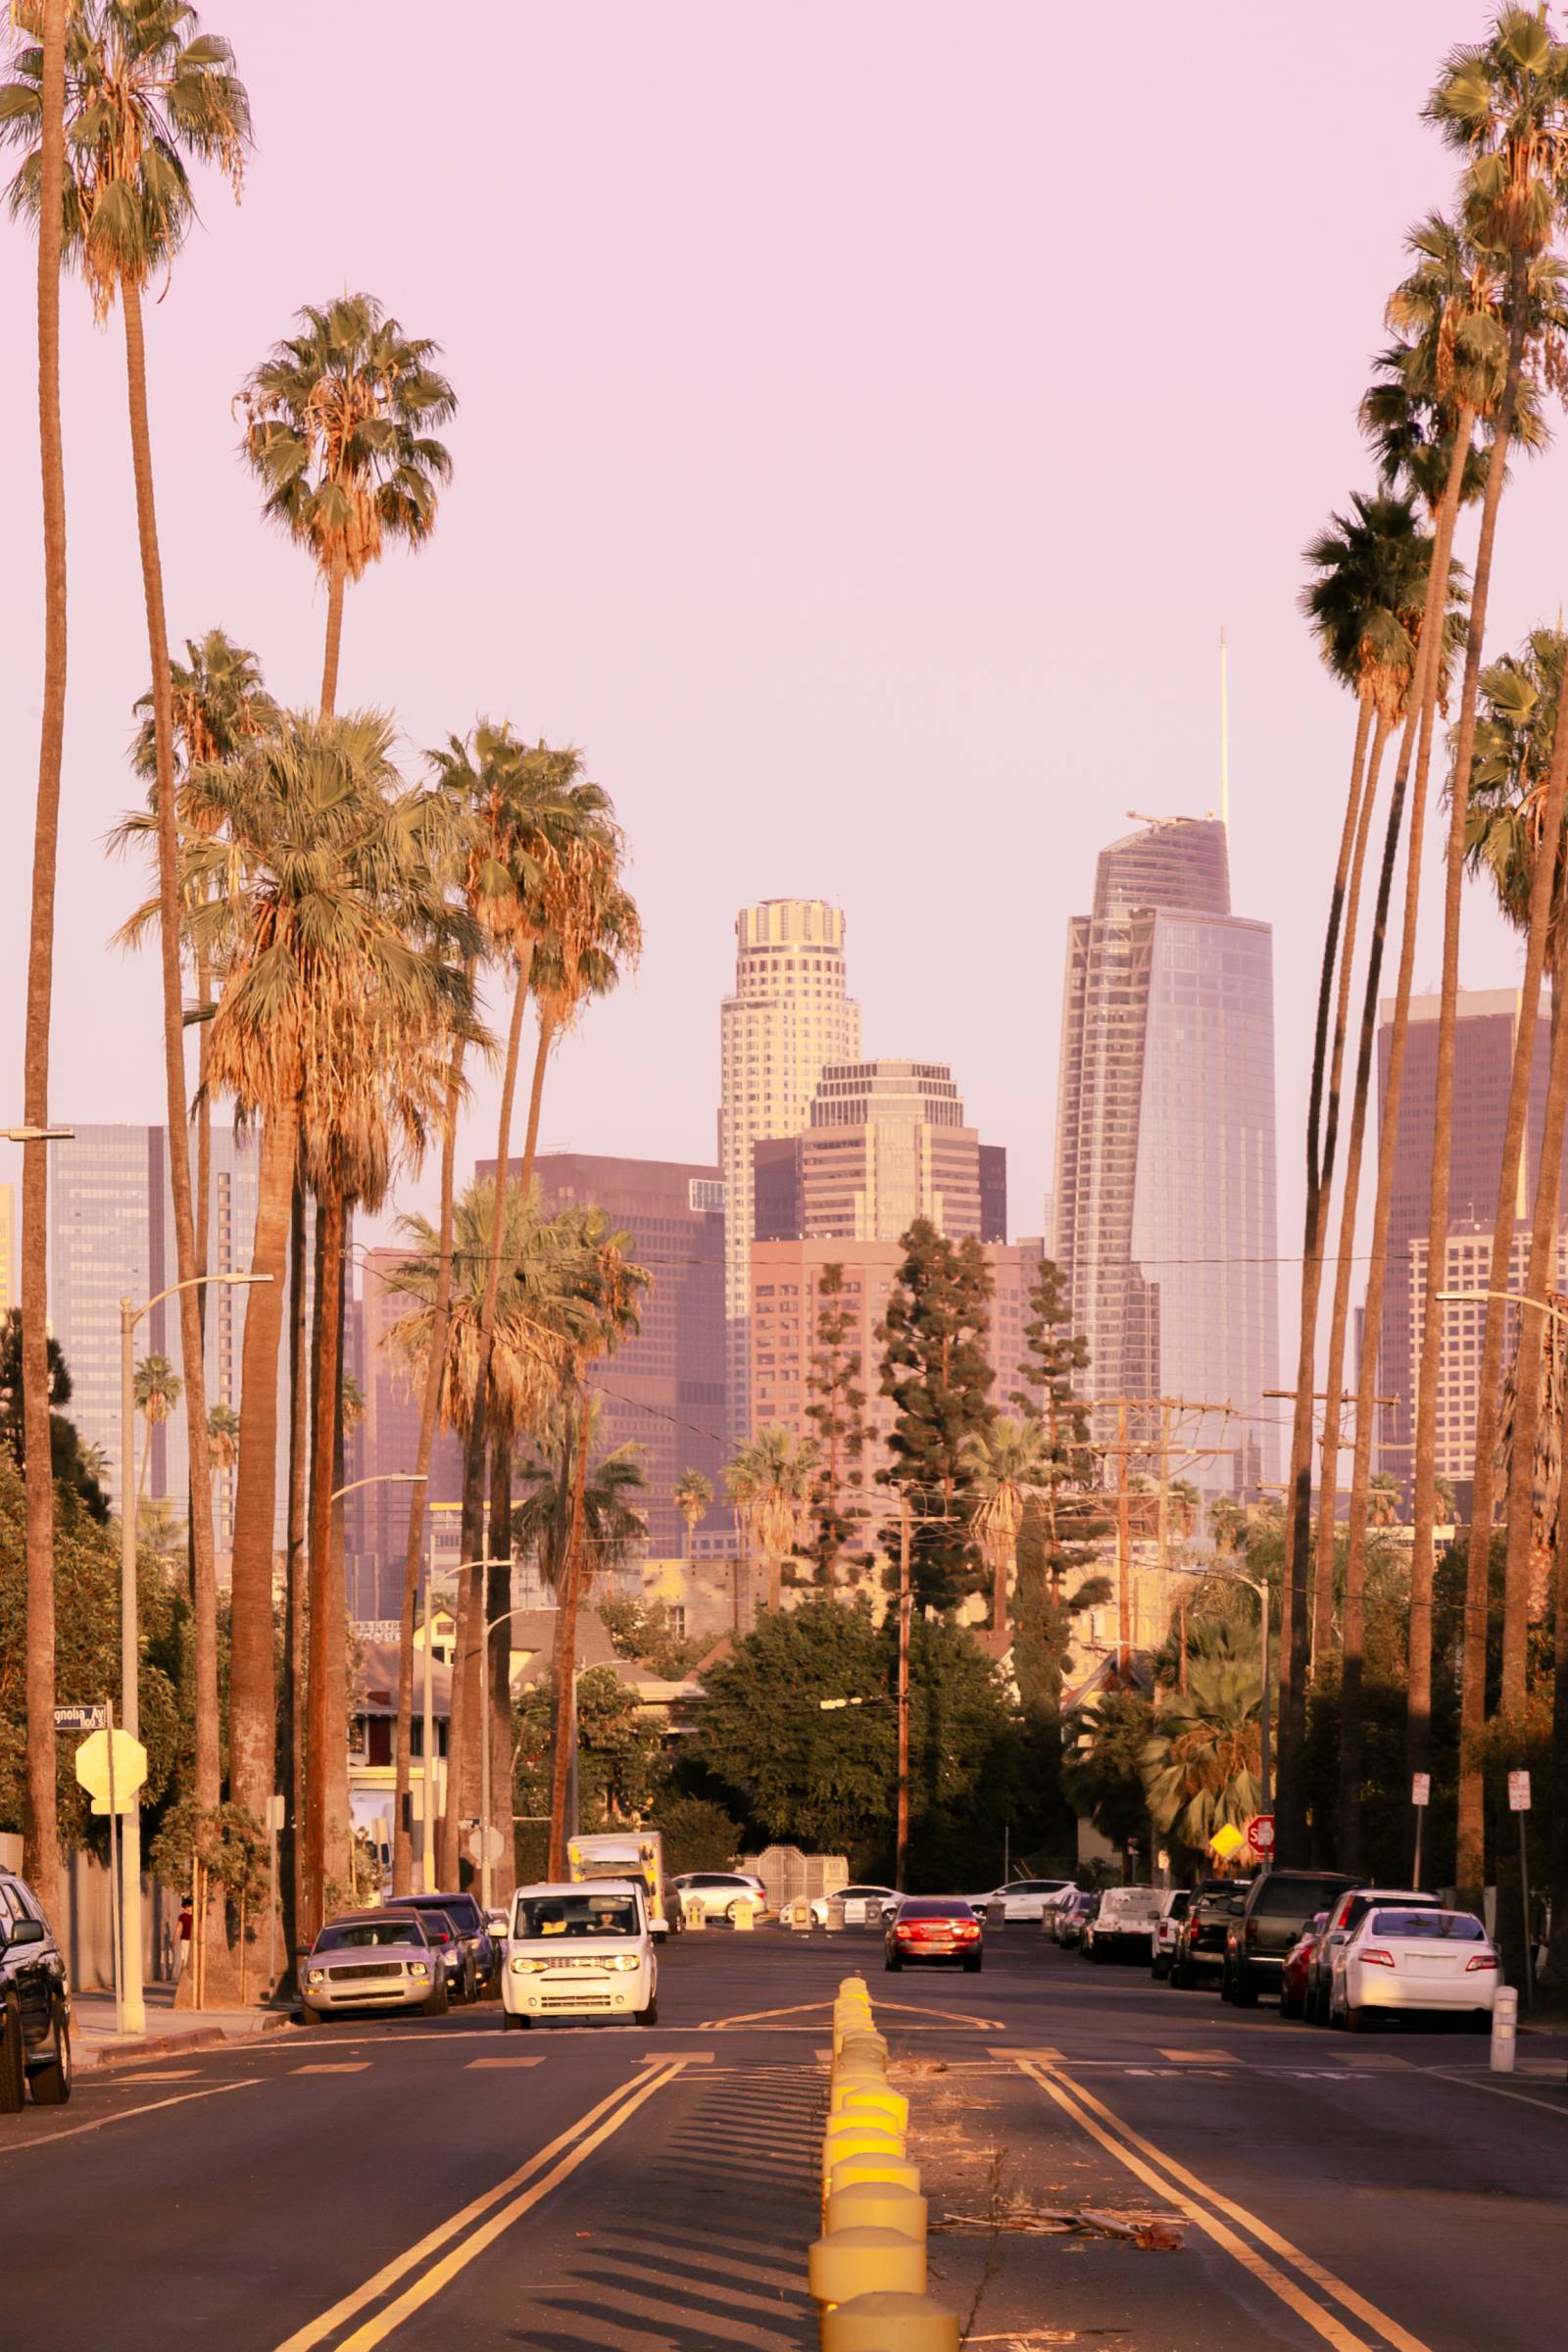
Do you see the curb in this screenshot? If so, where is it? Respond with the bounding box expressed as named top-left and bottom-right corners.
top-left (74, 2008), bottom-right (299, 2075)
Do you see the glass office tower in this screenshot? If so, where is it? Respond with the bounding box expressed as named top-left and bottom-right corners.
top-left (1053, 816), bottom-right (1279, 1497)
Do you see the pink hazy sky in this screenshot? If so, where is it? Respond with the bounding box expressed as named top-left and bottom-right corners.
top-left (0, 2), bottom-right (1553, 1369)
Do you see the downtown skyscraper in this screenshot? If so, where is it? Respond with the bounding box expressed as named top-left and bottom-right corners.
top-left (1053, 815), bottom-right (1279, 1497)
top-left (719, 899), bottom-right (859, 1438)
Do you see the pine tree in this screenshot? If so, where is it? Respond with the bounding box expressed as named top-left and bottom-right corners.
top-left (877, 1219), bottom-right (996, 1611)
top-left (804, 1262), bottom-right (873, 1587)
top-left (1007, 1259), bottom-right (1110, 1716)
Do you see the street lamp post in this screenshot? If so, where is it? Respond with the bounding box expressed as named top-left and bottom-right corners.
top-left (120, 1270), bottom-right (270, 2034)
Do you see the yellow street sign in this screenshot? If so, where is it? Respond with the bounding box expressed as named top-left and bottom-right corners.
top-left (1208, 1821), bottom-right (1245, 1860)
top-left (74, 1727), bottom-right (147, 1814)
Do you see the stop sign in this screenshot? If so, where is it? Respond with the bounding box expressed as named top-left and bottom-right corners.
top-left (1246, 1813), bottom-right (1275, 1857)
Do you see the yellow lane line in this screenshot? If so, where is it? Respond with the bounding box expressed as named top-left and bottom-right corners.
top-left (333, 2061), bottom-right (686, 2350)
top-left (0, 2077), bottom-right (261, 2156)
top-left (272, 2062), bottom-right (686, 2352)
top-left (1015, 2060), bottom-right (1430, 2352)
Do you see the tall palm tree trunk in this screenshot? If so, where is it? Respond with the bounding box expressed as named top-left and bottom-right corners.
top-left (488, 1433), bottom-right (514, 1901)
top-left (393, 1041), bottom-right (464, 1895)
top-left (1332, 708), bottom-right (1421, 1866)
top-left (547, 1392), bottom-right (592, 1880)
top-left (1279, 688), bottom-right (1376, 1859)
top-left (1431, 301), bottom-right (1529, 1913)
top-left (1501, 956), bottom-right (1568, 1692)
top-left (303, 1186), bottom-right (347, 1940)
top-left (21, 0), bottom-right (69, 1917)
top-left (121, 276), bottom-right (220, 1830)
top-left (519, 1007), bottom-right (557, 1180)
top-left (281, 1174), bottom-right (309, 1964)
top-left (319, 553), bottom-right (347, 718)
top-left (444, 951), bottom-right (534, 1885)
top-left (1311, 710), bottom-right (1394, 1661)
top-left (326, 1245), bottom-right (353, 1891)
top-left (228, 1101), bottom-right (298, 1829)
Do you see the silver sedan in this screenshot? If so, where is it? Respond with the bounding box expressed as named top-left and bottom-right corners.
top-left (301, 1911), bottom-right (449, 2025)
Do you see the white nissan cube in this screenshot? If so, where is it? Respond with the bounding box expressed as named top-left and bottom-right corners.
top-left (502, 1879), bottom-right (659, 2030)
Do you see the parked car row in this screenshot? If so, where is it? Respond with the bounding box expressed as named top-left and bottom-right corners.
top-left (1152, 1867), bottom-right (1501, 2030)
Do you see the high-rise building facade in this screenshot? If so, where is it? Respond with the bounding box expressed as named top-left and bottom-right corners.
top-left (1375, 988), bottom-right (1566, 1499)
top-left (720, 901), bottom-right (860, 1437)
top-left (1053, 816), bottom-right (1279, 1497)
top-left (482, 1151), bottom-right (728, 1558)
top-left (48, 1124), bottom-right (308, 1549)
top-left (751, 1058), bottom-right (999, 1248)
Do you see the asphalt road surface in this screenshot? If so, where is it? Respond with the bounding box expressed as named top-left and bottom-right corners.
top-left (7, 1923), bottom-right (1566, 2351)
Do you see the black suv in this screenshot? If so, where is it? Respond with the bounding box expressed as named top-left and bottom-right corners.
top-left (1169, 1878), bottom-right (1251, 1986)
top-left (1223, 1869), bottom-right (1357, 2007)
top-left (0, 1869), bottom-right (72, 2110)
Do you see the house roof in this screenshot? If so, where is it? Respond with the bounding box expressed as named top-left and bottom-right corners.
top-left (357, 1638), bottom-right (452, 1719)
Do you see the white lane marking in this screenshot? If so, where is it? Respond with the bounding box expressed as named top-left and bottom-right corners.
top-left (292, 2063), bottom-right (372, 2076)
top-left (0, 2078), bottom-right (261, 2154)
top-left (1426, 2068), bottom-right (1568, 2121)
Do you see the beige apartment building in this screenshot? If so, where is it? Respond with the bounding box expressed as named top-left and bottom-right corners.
top-left (720, 900), bottom-right (860, 1440)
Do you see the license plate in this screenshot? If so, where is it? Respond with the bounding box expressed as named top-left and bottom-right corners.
top-left (1406, 1957), bottom-right (1457, 1976)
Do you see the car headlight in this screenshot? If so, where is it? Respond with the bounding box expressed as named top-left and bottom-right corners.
top-left (607, 1953), bottom-right (641, 1973)
top-left (306, 1968), bottom-right (324, 1986)
top-left (409, 1962), bottom-right (429, 1978)
top-left (511, 1955), bottom-right (547, 1974)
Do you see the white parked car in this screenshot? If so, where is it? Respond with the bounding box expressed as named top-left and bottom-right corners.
top-left (1330, 1905), bottom-right (1499, 2032)
top-left (972, 1879), bottom-right (1075, 1924)
top-left (1150, 1888), bottom-right (1191, 1979)
top-left (502, 1880), bottom-right (658, 2029)
top-left (809, 1884), bottom-right (899, 1927)
top-left (671, 1871), bottom-right (768, 1924)
top-left (1084, 1886), bottom-right (1161, 1963)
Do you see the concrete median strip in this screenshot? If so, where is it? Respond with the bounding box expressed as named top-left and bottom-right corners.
top-left (807, 1975), bottom-right (961, 2349)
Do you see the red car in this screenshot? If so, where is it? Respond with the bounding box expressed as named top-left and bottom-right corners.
top-left (1279, 1911), bottom-right (1327, 2019)
top-left (885, 1898), bottom-right (983, 1973)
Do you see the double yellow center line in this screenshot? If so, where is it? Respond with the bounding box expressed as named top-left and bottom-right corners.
top-left (1011, 2057), bottom-right (1431, 2352)
top-left (275, 2058), bottom-right (688, 2351)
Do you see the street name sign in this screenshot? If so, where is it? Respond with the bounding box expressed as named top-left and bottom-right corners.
top-left (74, 1727), bottom-right (147, 1815)
top-left (1508, 1770), bottom-right (1532, 1813)
top-left (53, 1703), bottom-right (107, 1733)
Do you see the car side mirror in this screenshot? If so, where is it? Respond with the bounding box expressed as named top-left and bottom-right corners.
top-left (2, 1917), bottom-right (46, 1948)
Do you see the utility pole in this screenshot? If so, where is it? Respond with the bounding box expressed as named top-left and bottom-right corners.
top-left (896, 1494), bottom-right (911, 1892)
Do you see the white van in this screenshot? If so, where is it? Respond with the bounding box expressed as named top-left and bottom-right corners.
top-left (502, 1879), bottom-right (659, 2030)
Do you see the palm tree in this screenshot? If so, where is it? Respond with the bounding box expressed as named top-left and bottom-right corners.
top-left (724, 1428), bottom-right (818, 1614)
top-left (133, 1355), bottom-right (183, 1502)
top-left (238, 293), bottom-right (456, 715)
top-left (4, 2), bottom-right (251, 1855)
top-left (674, 1468), bottom-right (713, 1563)
top-left (1419, 4), bottom-right (1568, 1911)
top-left (1367, 1473), bottom-right (1402, 1530)
top-left (517, 867), bottom-right (641, 1181)
top-left (962, 1416), bottom-right (1055, 1642)
top-left (197, 711), bottom-right (473, 1929)
top-left (1140, 1649), bottom-right (1263, 1859)
top-left (1297, 495), bottom-right (1434, 1680)
top-left (514, 1422), bottom-right (649, 1592)
top-left (206, 1401), bottom-right (239, 1471)
top-left (129, 630), bottom-right (277, 1320)
top-left (3, 0), bottom-right (69, 1915)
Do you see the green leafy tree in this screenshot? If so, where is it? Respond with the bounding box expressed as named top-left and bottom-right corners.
top-left (0, 1310), bottom-right (110, 1523)
top-left (1063, 1688), bottom-right (1157, 1864)
top-left (597, 1594), bottom-right (703, 1681)
top-left (804, 1263), bottom-right (872, 1587)
top-left (877, 1219), bottom-right (995, 1612)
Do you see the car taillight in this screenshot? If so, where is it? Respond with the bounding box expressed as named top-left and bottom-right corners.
top-left (1245, 1922), bottom-right (1257, 1945)
top-left (1361, 1947), bottom-right (1395, 1968)
top-left (954, 1923), bottom-right (980, 1938)
top-left (1465, 1953), bottom-right (1498, 1972)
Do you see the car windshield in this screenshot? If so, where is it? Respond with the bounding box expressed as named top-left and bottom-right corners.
top-left (1369, 1909), bottom-right (1485, 1940)
top-left (315, 1920), bottom-right (422, 1952)
top-left (515, 1893), bottom-right (639, 1938)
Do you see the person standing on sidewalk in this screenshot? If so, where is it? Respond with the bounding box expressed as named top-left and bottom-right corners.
top-left (172, 1895), bottom-right (193, 1985)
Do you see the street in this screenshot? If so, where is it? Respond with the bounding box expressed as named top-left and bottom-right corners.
top-left (6, 1926), bottom-right (1566, 2352)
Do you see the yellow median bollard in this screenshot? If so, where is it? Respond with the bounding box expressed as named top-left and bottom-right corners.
top-left (808, 2226), bottom-right (926, 2308)
top-left (820, 2292), bottom-right (960, 2352)
top-left (683, 1896), bottom-right (707, 1930)
top-left (822, 2120), bottom-right (905, 2171)
top-left (831, 2084), bottom-right (909, 2135)
top-left (825, 2180), bottom-right (928, 2240)
top-left (828, 2153), bottom-right (921, 2200)
top-left (733, 1899), bottom-right (755, 1932)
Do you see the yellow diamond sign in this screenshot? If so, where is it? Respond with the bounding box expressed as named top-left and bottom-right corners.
top-left (1208, 1821), bottom-right (1245, 1861)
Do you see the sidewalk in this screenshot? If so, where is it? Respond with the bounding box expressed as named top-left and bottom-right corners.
top-left (72, 1982), bottom-right (297, 2072)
